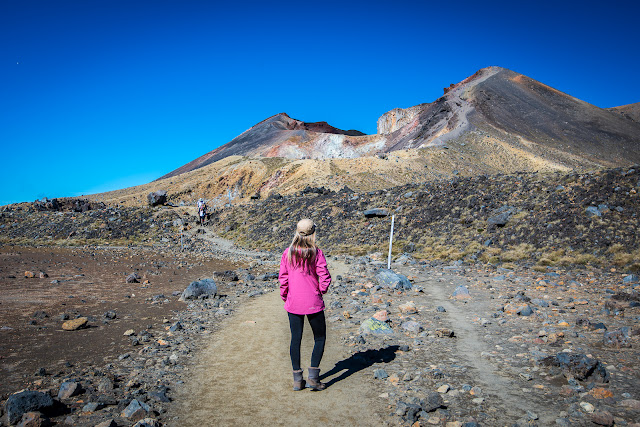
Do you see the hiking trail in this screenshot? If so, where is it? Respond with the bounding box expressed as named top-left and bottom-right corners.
top-left (169, 270), bottom-right (386, 426)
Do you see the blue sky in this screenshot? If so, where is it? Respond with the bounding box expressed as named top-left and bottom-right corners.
top-left (1, 0), bottom-right (639, 205)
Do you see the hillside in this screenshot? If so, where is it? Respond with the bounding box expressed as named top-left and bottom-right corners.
top-left (83, 137), bottom-right (598, 209)
top-left (608, 102), bottom-right (640, 123)
top-left (159, 113), bottom-right (371, 180)
top-left (3, 165), bottom-right (639, 273)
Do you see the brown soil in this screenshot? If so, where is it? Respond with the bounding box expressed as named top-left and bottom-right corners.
top-left (0, 246), bottom-right (238, 398)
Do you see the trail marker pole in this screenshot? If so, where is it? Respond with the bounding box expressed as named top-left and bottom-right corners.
top-left (387, 215), bottom-right (395, 269)
top-left (180, 231), bottom-right (183, 252)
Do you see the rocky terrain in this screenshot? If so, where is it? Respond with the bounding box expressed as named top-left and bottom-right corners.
top-left (1, 163), bottom-right (639, 425)
top-left (210, 165), bottom-right (640, 274)
top-left (5, 165), bottom-right (639, 273)
top-left (312, 253), bottom-right (640, 426)
top-left (0, 230), bottom-right (279, 426)
top-left (608, 103), bottom-right (640, 124)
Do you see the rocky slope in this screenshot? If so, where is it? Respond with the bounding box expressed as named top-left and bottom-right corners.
top-left (3, 165), bottom-right (639, 274)
top-left (159, 113), bottom-right (372, 180)
top-left (209, 165), bottom-right (640, 273)
top-left (378, 67), bottom-right (640, 167)
top-left (608, 102), bottom-right (640, 123)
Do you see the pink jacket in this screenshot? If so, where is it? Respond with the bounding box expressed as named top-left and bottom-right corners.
top-left (279, 247), bottom-right (331, 315)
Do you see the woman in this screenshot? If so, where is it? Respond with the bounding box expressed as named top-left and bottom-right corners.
top-left (279, 218), bottom-right (331, 391)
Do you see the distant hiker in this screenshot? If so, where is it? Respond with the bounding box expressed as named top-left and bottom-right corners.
top-left (279, 218), bottom-right (331, 391)
top-left (197, 198), bottom-right (207, 225)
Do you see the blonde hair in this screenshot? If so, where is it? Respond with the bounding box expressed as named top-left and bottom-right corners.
top-left (287, 230), bottom-right (317, 270)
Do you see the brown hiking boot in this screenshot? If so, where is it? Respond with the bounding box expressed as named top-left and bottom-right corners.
top-left (293, 369), bottom-right (305, 391)
top-left (307, 367), bottom-right (326, 391)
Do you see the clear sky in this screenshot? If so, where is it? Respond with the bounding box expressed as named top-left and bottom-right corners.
top-left (1, 0), bottom-right (639, 205)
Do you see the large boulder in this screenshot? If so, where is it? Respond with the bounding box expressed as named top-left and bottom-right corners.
top-left (179, 279), bottom-right (217, 301)
top-left (4, 391), bottom-right (54, 425)
top-left (487, 205), bottom-right (516, 227)
top-left (147, 190), bottom-right (167, 206)
top-left (374, 268), bottom-right (412, 290)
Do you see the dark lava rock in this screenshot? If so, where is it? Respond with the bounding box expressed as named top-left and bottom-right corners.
top-left (374, 268), bottom-right (411, 290)
top-left (611, 291), bottom-right (640, 302)
top-left (363, 208), bottom-right (389, 218)
top-left (541, 352), bottom-right (609, 382)
top-left (487, 205), bottom-right (516, 227)
top-left (179, 278), bottom-right (217, 301)
top-left (603, 327), bottom-right (631, 348)
top-left (121, 399), bottom-right (150, 421)
top-left (147, 190), bottom-right (167, 206)
top-left (4, 390), bottom-right (54, 425)
top-left (169, 321), bottom-right (183, 332)
top-left (422, 392), bottom-right (445, 412)
top-left (126, 273), bottom-right (141, 283)
top-left (257, 272), bottom-right (279, 281)
top-left (58, 381), bottom-right (82, 399)
top-left (212, 270), bottom-right (239, 282)
top-left (148, 390), bottom-right (170, 403)
top-left (396, 401), bottom-right (421, 422)
top-left (591, 410), bottom-right (614, 426)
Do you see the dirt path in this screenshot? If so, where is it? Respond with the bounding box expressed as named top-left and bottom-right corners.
top-left (170, 265), bottom-right (384, 426)
top-left (186, 226), bottom-right (272, 261)
top-left (408, 270), bottom-right (557, 425)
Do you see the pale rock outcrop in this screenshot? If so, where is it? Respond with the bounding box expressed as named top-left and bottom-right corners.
top-left (377, 105), bottom-right (424, 135)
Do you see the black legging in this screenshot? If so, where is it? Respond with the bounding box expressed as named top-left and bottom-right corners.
top-left (287, 311), bottom-right (326, 371)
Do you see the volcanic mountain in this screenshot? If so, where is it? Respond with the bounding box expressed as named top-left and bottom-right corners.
top-left (160, 66), bottom-right (640, 180)
top-left (87, 66), bottom-right (640, 207)
top-left (159, 114), bottom-right (372, 180)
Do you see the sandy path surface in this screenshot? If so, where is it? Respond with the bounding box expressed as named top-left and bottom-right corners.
top-left (170, 282), bottom-right (384, 426)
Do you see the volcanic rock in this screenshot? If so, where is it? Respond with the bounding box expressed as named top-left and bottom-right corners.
top-left (374, 268), bottom-right (411, 290)
top-left (4, 391), bottom-right (54, 425)
top-left (17, 411), bottom-right (51, 427)
top-left (541, 352), bottom-right (609, 382)
top-left (179, 279), bottom-right (217, 301)
top-left (363, 208), bottom-right (389, 218)
top-left (58, 381), bottom-right (81, 399)
top-left (147, 190), bottom-right (167, 206)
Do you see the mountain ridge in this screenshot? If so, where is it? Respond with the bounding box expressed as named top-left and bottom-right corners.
top-left (159, 66), bottom-right (640, 182)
